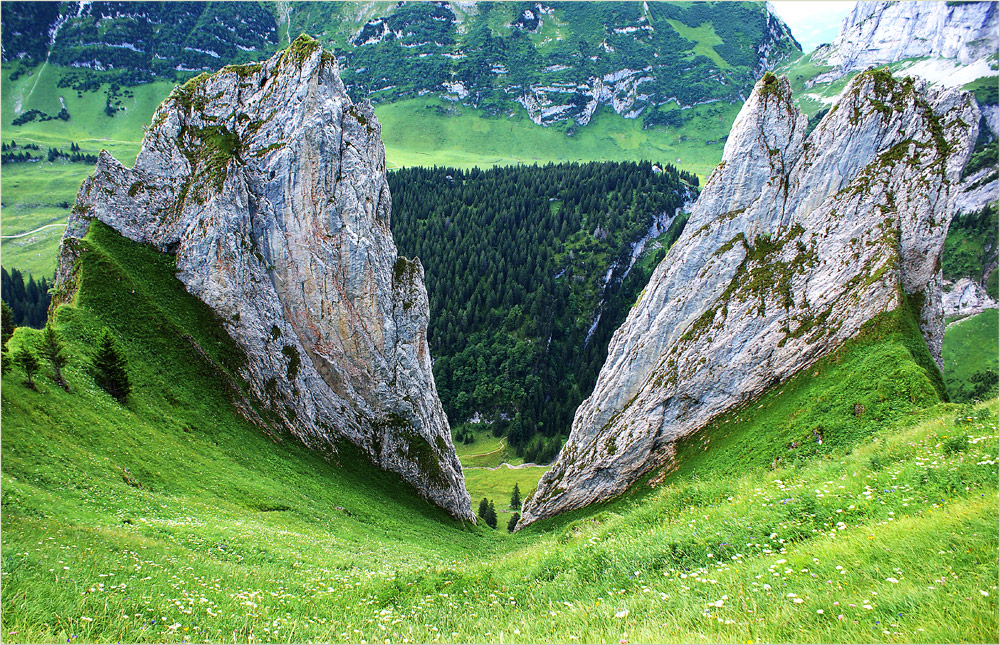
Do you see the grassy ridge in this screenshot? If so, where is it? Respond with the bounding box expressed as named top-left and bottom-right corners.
top-left (3, 224), bottom-right (997, 643)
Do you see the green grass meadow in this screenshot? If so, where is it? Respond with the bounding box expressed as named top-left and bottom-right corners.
top-left (2, 223), bottom-right (997, 643)
top-left (375, 97), bottom-right (737, 177)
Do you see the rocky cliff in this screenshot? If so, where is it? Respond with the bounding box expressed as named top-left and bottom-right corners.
top-left (943, 277), bottom-right (998, 318)
top-left (54, 35), bottom-right (473, 521)
top-left (815, 1), bottom-right (999, 81)
top-left (519, 70), bottom-right (979, 527)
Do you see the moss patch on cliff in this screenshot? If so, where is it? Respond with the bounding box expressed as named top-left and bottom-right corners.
top-left (179, 124), bottom-right (244, 192)
top-left (282, 34), bottom-right (322, 67)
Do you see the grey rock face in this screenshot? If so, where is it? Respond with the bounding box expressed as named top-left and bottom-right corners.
top-left (519, 71), bottom-right (979, 528)
top-left (943, 278), bottom-right (998, 318)
top-left (955, 166), bottom-right (999, 216)
top-left (820, 1), bottom-right (998, 76)
top-left (55, 36), bottom-right (473, 521)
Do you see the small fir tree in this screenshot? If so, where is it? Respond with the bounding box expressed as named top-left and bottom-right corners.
top-left (477, 497), bottom-right (490, 522)
top-left (510, 483), bottom-right (521, 510)
top-left (507, 512), bottom-right (520, 533)
top-left (93, 329), bottom-right (130, 403)
top-left (13, 345), bottom-right (40, 389)
top-left (485, 500), bottom-right (498, 529)
top-left (40, 323), bottom-right (68, 390)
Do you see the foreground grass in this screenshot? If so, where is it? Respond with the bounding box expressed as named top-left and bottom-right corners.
top-left (2, 223), bottom-right (996, 643)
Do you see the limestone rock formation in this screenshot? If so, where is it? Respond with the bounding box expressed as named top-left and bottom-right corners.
top-left (55, 36), bottom-right (473, 521)
top-left (943, 278), bottom-right (998, 318)
top-left (820, 1), bottom-right (999, 77)
top-left (519, 70), bottom-right (979, 527)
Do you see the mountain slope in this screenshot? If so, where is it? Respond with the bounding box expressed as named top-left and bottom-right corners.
top-left (3, 244), bottom-right (997, 641)
top-left (53, 35), bottom-right (472, 519)
top-left (2, 1), bottom-right (800, 126)
top-left (520, 70), bottom-right (980, 526)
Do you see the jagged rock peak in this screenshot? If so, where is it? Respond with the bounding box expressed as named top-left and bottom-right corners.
top-left (824, 1), bottom-right (999, 71)
top-left (518, 69), bottom-right (980, 528)
top-left (55, 34), bottom-right (474, 521)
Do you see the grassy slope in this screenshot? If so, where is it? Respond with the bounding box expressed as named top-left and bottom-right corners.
top-left (3, 224), bottom-right (997, 643)
top-left (374, 97), bottom-right (737, 177)
top-left (943, 308), bottom-right (1000, 401)
top-left (448, 429), bottom-right (545, 522)
top-left (0, 63), bottom-right (174, 276)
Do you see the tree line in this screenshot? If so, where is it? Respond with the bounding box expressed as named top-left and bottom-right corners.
top-left (1, 141), bottom-right (98, 165)
top-left (1, 268), bottom-right (51, 328)
top-left (2, 301), bottom-right (130, 402)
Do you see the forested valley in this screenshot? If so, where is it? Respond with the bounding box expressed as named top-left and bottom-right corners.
top-left (390, 161), bottom-right (696, 461)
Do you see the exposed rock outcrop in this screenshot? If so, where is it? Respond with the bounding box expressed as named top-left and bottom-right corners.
top-left (511, 3), bottom-right (799, 126)
top-left (839, 1), bottom-right (998, 64)
top-left (813, 1), bottom-right (999, 83)
top-left (55, 36), bottom-right (473, 521)
top-left (519, 71), bottom-right (979, 528)
top-left (943, 277), bottom-right (998, 318)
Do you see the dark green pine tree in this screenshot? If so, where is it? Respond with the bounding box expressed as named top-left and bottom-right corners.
top-left (93, 329), bottom-right (130, 403)
top-left (40, 322), bottom-right (68, 390)
top-left (1, 300), bottom-right (13, 343)
top-left (507, 512), bottom-right (520, 533)
top-left (485, 500), bottom-right (498, 530)
top-left (477, 497), bottom-right (490, 524)
top-left (510, 483), bottom-right (521, 510)
top-left (13, 344), bottom-right (40, 389)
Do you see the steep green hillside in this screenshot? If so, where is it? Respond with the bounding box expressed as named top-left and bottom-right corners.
top-left (943, 202), bottom-right (999, 293)
top-left (943, 308), bottom-right (1000, 403)
top-left (2, 2), bottom-right (797, 120)
top-left (3, 221), bottom-right (996, 643)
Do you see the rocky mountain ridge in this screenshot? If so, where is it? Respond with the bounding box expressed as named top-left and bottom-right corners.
top-left (519, 69), bottom-right (980, 527)
top-left (813, 1), bottom-right (999, 84)
top-left (53, 35), bottom-right (473, 521)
